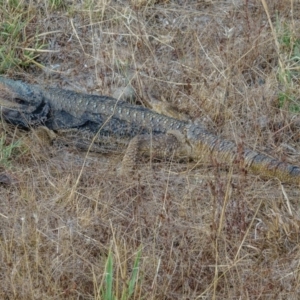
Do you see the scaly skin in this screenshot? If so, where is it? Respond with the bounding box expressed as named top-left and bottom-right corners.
top-left (0, 76), bottom-right (300, 184)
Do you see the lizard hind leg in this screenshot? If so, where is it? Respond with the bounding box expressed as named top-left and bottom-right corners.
top-left (120, 130), bottom-right (191, 174)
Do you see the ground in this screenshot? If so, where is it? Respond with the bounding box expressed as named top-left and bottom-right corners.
top-left (1, 0), bottom-right (300, 299)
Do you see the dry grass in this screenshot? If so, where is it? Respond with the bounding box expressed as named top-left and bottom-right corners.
top-left (1, 0), bottom-right (300, 299)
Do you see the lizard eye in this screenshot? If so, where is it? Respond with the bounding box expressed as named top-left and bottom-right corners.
top-left (14, 97), bottom-right (27, 105)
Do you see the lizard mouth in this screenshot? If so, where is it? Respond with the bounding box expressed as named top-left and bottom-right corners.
top-left (0, 82), bottom-right (38, 112)
top-left (0, 83), bottom-right (20, 108)
top-left (0, 98), bottom-right (28, 109)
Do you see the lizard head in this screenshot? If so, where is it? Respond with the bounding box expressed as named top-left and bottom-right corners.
top-left (0, 77), bottom-right (47, 128)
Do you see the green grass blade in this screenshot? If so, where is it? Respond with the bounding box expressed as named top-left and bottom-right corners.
top-left (104, 252), bottom-right (114, 300)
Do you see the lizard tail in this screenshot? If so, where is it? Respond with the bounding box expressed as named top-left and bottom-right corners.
top-left (187, 126), bottom-right (300, 184)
